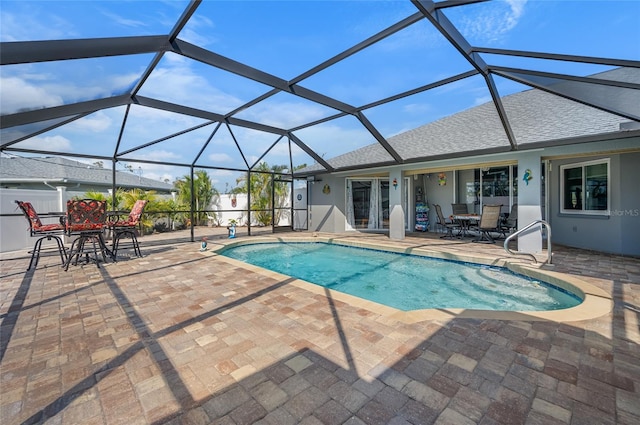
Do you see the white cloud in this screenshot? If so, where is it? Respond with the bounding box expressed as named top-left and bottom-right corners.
top-left (0, 76), bottom-right (63, 114)
top-left (0, 65), bottom-right (140, 116)
top-left (124, 153), bottom-right (186, 185)
top-left (179, 14), bottom-right (218, 47)
top-left (293, 122), bottom-right (373, 160)
top-left (211, 169), bottom-right (234, 177)
top-left (140, 171), bottom-right (173, 184)
top-left (17, 135), bottom-right (72, 151)
top-left (127, 104), bottom-right (203, 129)
top-left (143, 150), bottom-right (182, 161)
top-left (0, 8), bottom-right (75, 41)
top-left (110, 71), bottom-right (142, 92)
top-left (238, 99), bottom-right (331, 129)
top-left (98, 9), bottom-right (147, 29)
top-left (473, 95), bottom-right (493, 106)
top-left (247, 155), bottom-right (260, 166)
top-left (457, 0), bottom-right (528, 44)
top-left (403, 103), bottom-right (433, 115)
top-left (141, 60), bottom-right (245, 114)
top-left (68, 111), bottom-right (112, 132)
top-left (208, 153), bottom-right (234, 163)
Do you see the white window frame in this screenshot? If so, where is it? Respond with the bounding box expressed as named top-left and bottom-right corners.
top-left (560, 158), bottom-right (610, 216)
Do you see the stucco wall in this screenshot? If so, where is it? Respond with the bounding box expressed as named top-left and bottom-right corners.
top-left (424, 171), bottom-right (455, 231)
top-left (308, 175), bottom-right (344, 232)
top-left (619, 152), bottom-right (640, 256)
top-left (550, 151), bottom-right (640, 256)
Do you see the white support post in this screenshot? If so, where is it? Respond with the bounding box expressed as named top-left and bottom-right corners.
top-left (517, 152), bottom-right (543, 254)
top-left (389, 169), bottom-right (405, 240)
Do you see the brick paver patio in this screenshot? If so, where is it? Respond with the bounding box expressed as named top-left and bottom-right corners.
top-left (1, 228), bottom-right (638, 424)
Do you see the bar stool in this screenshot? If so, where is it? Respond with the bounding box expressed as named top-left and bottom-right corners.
top-left (15, 200), bottom-right (68, 270)
top-left (63, 199), bottom-right (111, 270)
top-left (105, 200), bottom-right (148, 260)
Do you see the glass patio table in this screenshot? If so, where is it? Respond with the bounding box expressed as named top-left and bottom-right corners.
top-left (453, 214), bottom-right (480, 238)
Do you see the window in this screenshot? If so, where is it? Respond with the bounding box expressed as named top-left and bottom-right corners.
top-left (560, 159), bottom-right (609, 215)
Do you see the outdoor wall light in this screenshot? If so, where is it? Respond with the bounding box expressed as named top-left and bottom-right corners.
top-left (392, 178), bottom-right (398, 189)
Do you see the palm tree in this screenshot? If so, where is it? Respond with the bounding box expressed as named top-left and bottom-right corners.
top-left (234, 162), bottom-right (289, 226)
top-left (174, 170), bottom-right (218, 226)
top-left (154, 198), bottom-right (182, 232)
top-left (120, 188), bottom-right (156, 209)
top-left (79, 190), bottom-right (106, 201)
top-left (79, 190), bottom-right (122, 209)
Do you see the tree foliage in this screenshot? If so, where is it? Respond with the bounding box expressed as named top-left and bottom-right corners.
top-left (234, 162), bottom-right (290, 226)
top-left (173, 170), bottom-right (218, 226)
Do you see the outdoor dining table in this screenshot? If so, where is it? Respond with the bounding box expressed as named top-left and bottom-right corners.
top-left (453, 214), bottom-right (480, 238)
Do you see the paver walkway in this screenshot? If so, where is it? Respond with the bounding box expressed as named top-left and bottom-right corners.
top-left (1, 229), bottom-right (638, 424)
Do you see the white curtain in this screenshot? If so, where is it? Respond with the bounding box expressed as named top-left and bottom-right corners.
top-left (346, 180), bottom-right (356, 230)
top-left (368, 180), bottom-right (379, 229)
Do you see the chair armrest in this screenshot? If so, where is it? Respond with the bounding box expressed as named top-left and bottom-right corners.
top-left (106, 211), bottom-right (129, 219)
top-left (47, 212), bottom-right (66, 225)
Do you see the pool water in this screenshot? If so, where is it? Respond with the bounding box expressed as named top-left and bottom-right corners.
top-left (220, 242), bottom-right (581, 312)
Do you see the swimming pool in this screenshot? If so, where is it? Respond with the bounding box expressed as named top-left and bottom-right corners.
top-left (219, 241), bottom-right (581, 312)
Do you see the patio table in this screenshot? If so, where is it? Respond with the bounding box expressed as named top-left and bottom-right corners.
top-left (453, 214), bottom-right (480, 238)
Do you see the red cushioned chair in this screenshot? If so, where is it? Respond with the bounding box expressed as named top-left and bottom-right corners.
top-left (105, 199), bottom-right (148, 259)
top-left (63, 199), bottom-right (110, 270)
top-left (15, 200), bottom-right (68, 270)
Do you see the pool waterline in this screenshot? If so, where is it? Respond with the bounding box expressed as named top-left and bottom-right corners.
top-left (205, 235), bottom-right (613, 323)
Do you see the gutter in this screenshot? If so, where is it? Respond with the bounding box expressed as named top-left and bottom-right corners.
top-left (43, 180), bottom-right (80, 191)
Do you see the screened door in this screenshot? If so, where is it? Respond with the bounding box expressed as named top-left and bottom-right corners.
top-left (272, 177), bottom-right (293, 232)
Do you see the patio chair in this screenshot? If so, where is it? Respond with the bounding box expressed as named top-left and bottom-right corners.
top-left (473, 204), bottom-right (502, 244)
top-left (15, 200), bottom-right (68, 270)
top-left (434, 204), bottom-right (460, 239)
top-left (451, 202), bottom-right (479, 233)
top-left (500, 204), bottom-right (518, 238)
top-left (451, 203), bottom-right (468, 215)
top-left (105, 200), bottom-right (148, 260)
top-left (64, 199), bottom-right (110, 270)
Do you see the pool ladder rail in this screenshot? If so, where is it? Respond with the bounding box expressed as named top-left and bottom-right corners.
top-left (503, 220), bottom-right (552, 265)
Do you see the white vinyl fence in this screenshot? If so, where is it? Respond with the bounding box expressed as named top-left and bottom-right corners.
top-left (1, 188), bottom-right (308, 253)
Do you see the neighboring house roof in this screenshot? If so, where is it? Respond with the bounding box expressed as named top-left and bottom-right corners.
top-left (300, 67), bottom-right (640, 173)
top-left (0, 156), bottom-right (175, 192)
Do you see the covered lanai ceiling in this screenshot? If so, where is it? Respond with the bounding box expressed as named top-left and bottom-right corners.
top-left (1, 0), bottom-right (639, 186)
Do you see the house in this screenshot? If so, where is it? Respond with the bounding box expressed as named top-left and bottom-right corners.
top-left (0, 156), bottom-right (175, 211)
top-left (301, 68), bottom-right (640, 257)
top-left (0, 156), bottom-right (174, 194)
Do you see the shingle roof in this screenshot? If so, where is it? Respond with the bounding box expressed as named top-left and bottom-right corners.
top-left (0, 156), bottom-right (174, 192)
top-left (302, 67), bottom-right (639, 172)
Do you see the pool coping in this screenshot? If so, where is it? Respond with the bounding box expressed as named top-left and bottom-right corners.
top-left (201, 235), bottom-right (613, 324)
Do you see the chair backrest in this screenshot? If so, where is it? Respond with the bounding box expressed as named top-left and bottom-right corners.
top-left (66, 199), bottom-right (106, 232)
top-left (452, 203), bottom-right (468, 215)
top-left (479, 204), bottom-right (502, 229)
top-left (127, 200), bottom-right (148, 225)
top-left (433, 204), bottom-right (446, 224)
top-left (15, 200), bottom-right (43, 232)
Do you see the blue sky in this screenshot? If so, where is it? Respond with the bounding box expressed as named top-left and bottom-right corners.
top-left (1, 0), bottom-right (639, 191)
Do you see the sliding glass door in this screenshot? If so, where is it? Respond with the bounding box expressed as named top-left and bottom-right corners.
top-left (455, 166), bottom-right (518, 217)
top-left (346, 178), bottom-right (390, 230)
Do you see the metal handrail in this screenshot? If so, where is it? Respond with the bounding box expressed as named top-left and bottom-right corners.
top-left (503, 219), bottom-right (552, 265)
